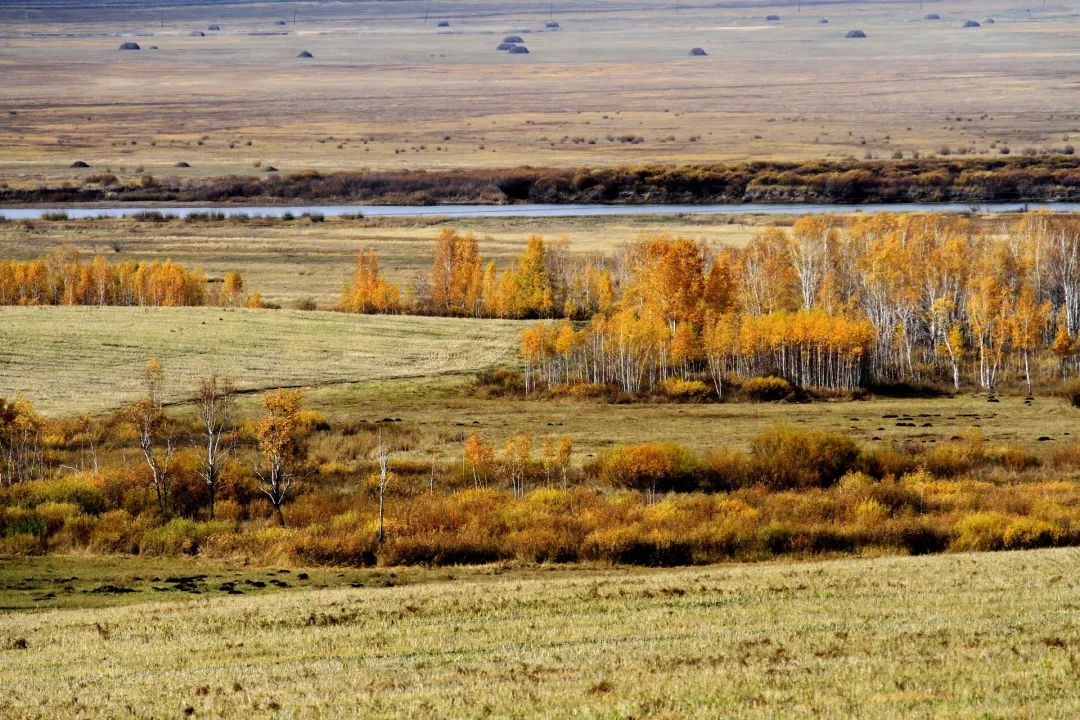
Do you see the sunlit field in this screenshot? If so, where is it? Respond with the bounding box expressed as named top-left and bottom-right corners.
top-left (1, 550), bottom-right (1077, 718)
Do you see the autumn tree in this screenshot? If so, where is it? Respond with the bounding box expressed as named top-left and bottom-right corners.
top-left (254, 389), bottom-right (305, 526)
top-left (373, 430), bottom-right (393, 542)
top-left (124, 357), bottom-right (174, 515)
top-left (1011, 285), bottom-right (1052, 396)
top-left (196, 373), bottom-right (235, 518)
top-left (510, 237), bottom-right (555, 318)
top-left (221, 271), bottom-right (245, 306)
top-left (502, 433), bottom-right (533, 497)
top-left (342, 248), bottom-right (401, 314)
top-left (463, 433), bottom-right (495, 488)
top-left (555, 437), bottom-right (574, 491)
top-left (430, 229), bottom-right (483, 315)
top-left (0, 396), bottom-right (44, 486)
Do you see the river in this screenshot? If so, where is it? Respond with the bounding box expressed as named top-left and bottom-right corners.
top-left (1, 201), bottom-right (1077, 220)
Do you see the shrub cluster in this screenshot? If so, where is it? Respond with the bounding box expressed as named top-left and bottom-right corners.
top-left (4, 421), bottom-right (1079, 566)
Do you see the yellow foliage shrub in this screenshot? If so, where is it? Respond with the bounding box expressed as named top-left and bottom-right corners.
top-left (951, 512), bottom-right (1011, 552)
top-left (1002, 518), bottom-right (1060, 549)
top-left (741, 376), bottom-right (793, 402)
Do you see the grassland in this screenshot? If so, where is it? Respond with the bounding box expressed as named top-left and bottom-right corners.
top-left (0, 0), bottom-right (1076, 188)
top-left (0, 306), bottom-right (525, 414)
top-left (1, 549), bottom-right (1077, 718)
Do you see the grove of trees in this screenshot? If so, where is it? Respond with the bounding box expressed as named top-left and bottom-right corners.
top-left (0, 247), bottom-right (254, 307)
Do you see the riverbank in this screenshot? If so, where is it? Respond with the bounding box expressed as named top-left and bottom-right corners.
top-left (3, 157), bottom-right (1076, 207)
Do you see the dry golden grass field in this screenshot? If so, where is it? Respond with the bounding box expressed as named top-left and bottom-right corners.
top-left (1, 549), bottom-right (1078, 718)
top-left (0, 0), bottom-right (1077, 187)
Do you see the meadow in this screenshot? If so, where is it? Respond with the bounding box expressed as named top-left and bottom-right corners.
top-left (0, 213), bottom-right (767, 307)
top-left (0, 549), bottom-right (1077, 718)
top-left (0, 306), bottom-right (525, 415)
top-left (0, 0), bottom-right (1076, 189)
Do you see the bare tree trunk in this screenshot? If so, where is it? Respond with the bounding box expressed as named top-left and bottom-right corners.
top-left (378, 491), bottom-right (386, 543)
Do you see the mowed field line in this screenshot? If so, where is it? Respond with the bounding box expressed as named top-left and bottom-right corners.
top-left (0, 549), bottom-right (1077, 718)
top-left (0, 306), bottom-right (526, 414)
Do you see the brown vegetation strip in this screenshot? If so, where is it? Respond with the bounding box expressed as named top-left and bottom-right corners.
top-left (2, 157), bottom-right (1076, 205)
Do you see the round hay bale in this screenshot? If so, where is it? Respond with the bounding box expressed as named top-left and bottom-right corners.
top-left (545, 22), bottom-right (560, 29)
top-left (962, 20), bottom-right (980, 27)
top-left (190, 30), bottom-right (205, 37)
top-left (818, 17), bottom-right (829, 24)
top-left (70, 160), bottom-right (90, 168)
top-left (175, 161), bottom-right (190, 168)
top-left (264, 166), bottom-right (279, 173)
top-left (496, 43), bottom-right (516, 51)
top-left (924, 13), bottom-right (941, 20)
top-left (118, 42), bottom-right (141, 50)
top-left (845, 29), bottom-right (866, 38)
top-left (689, 47), bottom-right (708, 56)
top-left (297, 50), bottom-right (314, 58)
top-left (208, 24), bottom-right (220, 31)
top-left (502, 35), bottom-right (524, 43)
top-left (507, 45), bottom-right (529, 54)
top-left (766, 14), bottom-right (780, 21)
top-left (437, 21), bottom-right (450, 27)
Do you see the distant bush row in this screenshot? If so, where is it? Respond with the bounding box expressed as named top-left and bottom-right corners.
top-left (2, 157), bottom-right (1076, 204)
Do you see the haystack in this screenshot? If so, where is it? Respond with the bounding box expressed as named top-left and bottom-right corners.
top-left (924, 13), bottom-right (941, 20)
top-left (118, 42), bottom-right (140, 50)
top-left (190, 30), bottom-right (205, 37)
top-left (689, 47), bottom-right (708, 56)
top-left (275, 20), bottom-right (287, 26)
top-left (496, 43), bottom-right (516, 51)
top-left (507, 45), bottom-right (529, 54)
top-left (818, 18), bottom-right (829, 24)
top-left (297, 50), bottom-right (314, 58)
top-left (208, 24), bottom-right (220, 31)
top-left (175, 161), bottom-right (190, 168)
top-left (502, 35), bottom-right (524, 43)
top-left (984, 18), bottom-right (995, 24)
top-left (70, 161), bottom-right (90, 168)
top-left (437, 21), bottom-right (450, 27)
top-left (766, 15), bottom-right (780, 21)
top-left (546, 22), bottom-right (560, 29)
top-left (845, 30), bottom-right (866, 38)
top-left (264, 166), bottom-right (279, 173)
top-left (962, 20), bottom-right (980, 27)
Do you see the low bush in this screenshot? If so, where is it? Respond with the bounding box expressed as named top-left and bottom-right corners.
top-left (951, 512), bottom-right (1011, 552)
top-left (141, 518), bottom-right (235, 555)
top-left (658, 378), bottom-right (712, 401)
top-left (473, 367), bottom-right (526, 397)
top-left (3, 473), bottom-right (106, 514)
top-left (740, 376), bottom-right (793, 402)
top-left (597, 443), bottom-right (704, 495)
top-left (749, 426), bottom-right (859, 489)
